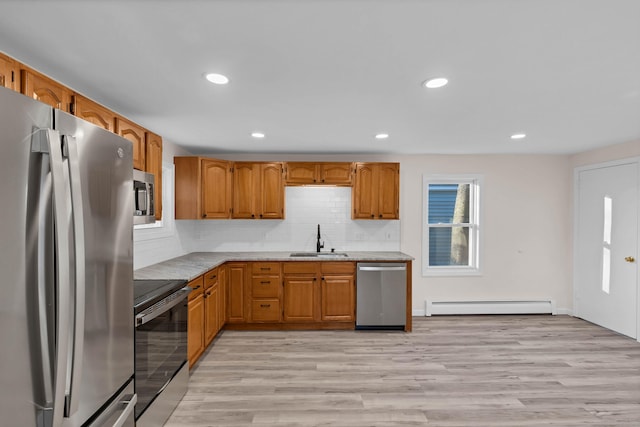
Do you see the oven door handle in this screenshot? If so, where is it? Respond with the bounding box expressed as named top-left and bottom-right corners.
top-left (135, 287), bottom-right (191, 327)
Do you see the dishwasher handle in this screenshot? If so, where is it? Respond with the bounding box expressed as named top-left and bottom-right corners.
top-left (358, 265), bottom-right (406, 272)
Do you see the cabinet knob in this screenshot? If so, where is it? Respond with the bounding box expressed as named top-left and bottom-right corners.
top-left (371, 214), bottom-right (374, 218)
top-left (379, 214), bottom-right (383, 218)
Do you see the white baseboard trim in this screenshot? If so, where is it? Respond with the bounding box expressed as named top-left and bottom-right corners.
top-left (424, 299), bottom-right (557, 316)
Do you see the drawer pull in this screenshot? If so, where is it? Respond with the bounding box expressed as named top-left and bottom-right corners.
top-left (260, 304), bottom-right (271, 308)
top-left (260, 267), bottom-right (271, 271)
top-left (209, 275), bottom-right (217, 279)
top-left (260, 281), bottom-right (270, 284)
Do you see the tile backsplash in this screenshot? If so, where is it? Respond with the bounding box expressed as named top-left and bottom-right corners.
top-left (179, 187), bottom-right (401, 252)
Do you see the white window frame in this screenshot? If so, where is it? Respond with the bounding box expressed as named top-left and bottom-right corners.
top-left (422, 174), bottom-right (482, 276)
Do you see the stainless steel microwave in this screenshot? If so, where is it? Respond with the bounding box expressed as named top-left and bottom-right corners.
top-left (133, 169), bottom-right (155, 225)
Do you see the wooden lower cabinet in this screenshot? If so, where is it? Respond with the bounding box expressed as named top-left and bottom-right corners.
top-left (250, 262), bottom-right (282, 322)
top-left (320, 263), bottom-right (355, 322)
top-left (203, 268), bottom-right (219, 346)
top-left (227, 263), bottom-right (249, 323)
top-left (283, 262), bottom-right (319, 322)
top-left (187, 276), bottom-right (205, 368)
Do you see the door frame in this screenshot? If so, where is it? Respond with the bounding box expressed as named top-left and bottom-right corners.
top-left (573, 156), bottom-right (640, 342)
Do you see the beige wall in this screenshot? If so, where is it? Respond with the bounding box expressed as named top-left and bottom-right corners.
top-left (570, 139), bottom-right (640, 167)
top-left (399, 154), bottom-right (573, 314)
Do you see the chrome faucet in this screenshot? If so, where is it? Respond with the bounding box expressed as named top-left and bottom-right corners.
top-left (316, 224), bottom-right (324, 253)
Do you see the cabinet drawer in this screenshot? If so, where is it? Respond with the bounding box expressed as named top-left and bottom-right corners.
top-left (252, 262), bottom-right (281, 275)
top-left (320, 262), bottom-right (355, 274)
top-left (251, 299), bottom-right (281, 322)
top-left (283, 262), bottom-right (318, 275)
top-left (204, 267), bottom-right (218, 289)
top-left (251, 277), bottom-right (280, 298)
top-left (188, 275), bottom-right (204, 301)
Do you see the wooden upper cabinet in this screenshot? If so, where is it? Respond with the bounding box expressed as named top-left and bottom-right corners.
top-left (352, 162), bottom-right (399, 220)
top-left (376, 163), bottom-right (400, 219)
top-left (285, 162), bottom-right (353, 186)
top-left (72, 94), bottom-right (116, 131)
top-left (174, 156), bottom-right (232, 219)
top-left (260, 163), bottom-right (284, 219)
top-left (232, 162), bottom-right (257, 219)
top-left (145, 131), bottom-right (163, 221)
top-left (202, 158), bottom-right (232, 219)
top-left (232, 162), bottom-right (284, 219)
top-left (0, 52), bottom-right (20, 92)
top-left (285, 162), bottom-right (317, 185)
top-left (21, 68), bottom-right (72, 112)
top-left (115, 116), bottom-right (146, 170)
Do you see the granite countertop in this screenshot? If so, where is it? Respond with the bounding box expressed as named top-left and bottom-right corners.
top-left (134, 251), bottom-right (414, 281)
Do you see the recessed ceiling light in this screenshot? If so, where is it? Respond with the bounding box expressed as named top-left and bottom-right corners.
top-left (205, 73), bottom-right (229, 85)
top-left (375, 133), bottom-right (389, 139)
top-left (510, 133), bottom-right (527, 140)
top-left (251, 132), bottom-right (265, 138)
top-left (423, 77), bottom-right (448, 89)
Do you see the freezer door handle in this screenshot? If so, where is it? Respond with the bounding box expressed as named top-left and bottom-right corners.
top-left (62, 135), bottom-right (86, 417)
top-left (358, 266), bottom-right (406, 272)
top-left (33, 128), bottom-right (73, 427)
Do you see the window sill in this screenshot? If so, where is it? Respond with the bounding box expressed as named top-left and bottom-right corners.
top-left (422, 267), bottom-right (482, 277)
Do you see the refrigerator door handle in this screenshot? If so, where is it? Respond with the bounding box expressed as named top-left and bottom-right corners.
top-left (62, 135), bottom-right (86, 417)
top-left (33, 128), bottom-right (73, 427)
top-left (112, 394), bottom-right (137, 427)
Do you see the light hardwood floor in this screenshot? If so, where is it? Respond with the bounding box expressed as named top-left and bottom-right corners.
top-left (165, 315), bottom-right (640, 426)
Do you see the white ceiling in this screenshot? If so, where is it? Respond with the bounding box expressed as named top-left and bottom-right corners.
top-left (1, 0), bottom-right (639, 155)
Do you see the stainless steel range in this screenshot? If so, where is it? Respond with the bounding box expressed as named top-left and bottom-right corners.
top-left (134, 279), bottom-right (190, 427)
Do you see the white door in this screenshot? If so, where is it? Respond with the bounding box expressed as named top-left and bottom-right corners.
top-left (575, 160), bottom-right (638, 339)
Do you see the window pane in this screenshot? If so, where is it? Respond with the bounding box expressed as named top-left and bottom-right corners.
top-left (429, 226), bottom-right (470, 266)
top-left (428, 184), bottom-right (470, 224)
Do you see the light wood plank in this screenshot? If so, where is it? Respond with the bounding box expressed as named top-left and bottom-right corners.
top-left (166, 315), bottom-right (640, 426)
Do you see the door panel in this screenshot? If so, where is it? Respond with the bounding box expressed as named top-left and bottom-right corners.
top-left (575, 162), bottom-right (638, 338)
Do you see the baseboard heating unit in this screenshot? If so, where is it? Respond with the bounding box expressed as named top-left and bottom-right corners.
top-left (425, 300), bottom-right (556, 316)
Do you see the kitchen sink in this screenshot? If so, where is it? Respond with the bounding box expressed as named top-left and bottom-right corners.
top-left (289, 252), bottom-right (349, 258)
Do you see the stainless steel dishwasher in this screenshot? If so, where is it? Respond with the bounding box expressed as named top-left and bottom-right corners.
top-left (356, 263), bottom-right (407, 330)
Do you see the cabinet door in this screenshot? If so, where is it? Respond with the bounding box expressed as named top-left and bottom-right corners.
top-left (145, 131), bottom-right (163, 221)
top-left (21, 69), bottom-right (72, 112)
top-left (377, 163), bottom-right (399, 219)
top-left (115, 117), bottom-right (146, 170)
top-left (0, 53), bottom-right (19, 92)
top-left (283, 276), bottom-right (318, 322)
top-left (204, 284), bottom-right (219, 346)
top-left (227, 263), bottom-right (249, 323)
top-left (352, 163), bottom-right (377, 219)
top-left (73, 94), bottom-right (116, 131)
top-left (218, 265), bottom-right (227, 330)
top-left (321, 275), bottom-right (355, 321)
top-left (320, 163), bottom-right (353, 185)
top-left (285, 162), bottom-right (318, 185)
top-left (232, 163), bottom-right (256, 219)
top-left (174, 157), bottom-right (201, 220)
top-left (260, 163), bottom-right (284, 219)
top-left (187, 293), bottom-right (205, 367)
top-left (202, 159), bottom-right (231, 219)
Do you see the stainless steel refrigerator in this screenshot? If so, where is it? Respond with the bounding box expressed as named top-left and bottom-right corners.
top-left (0, 86), bottom-right (136, 426)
